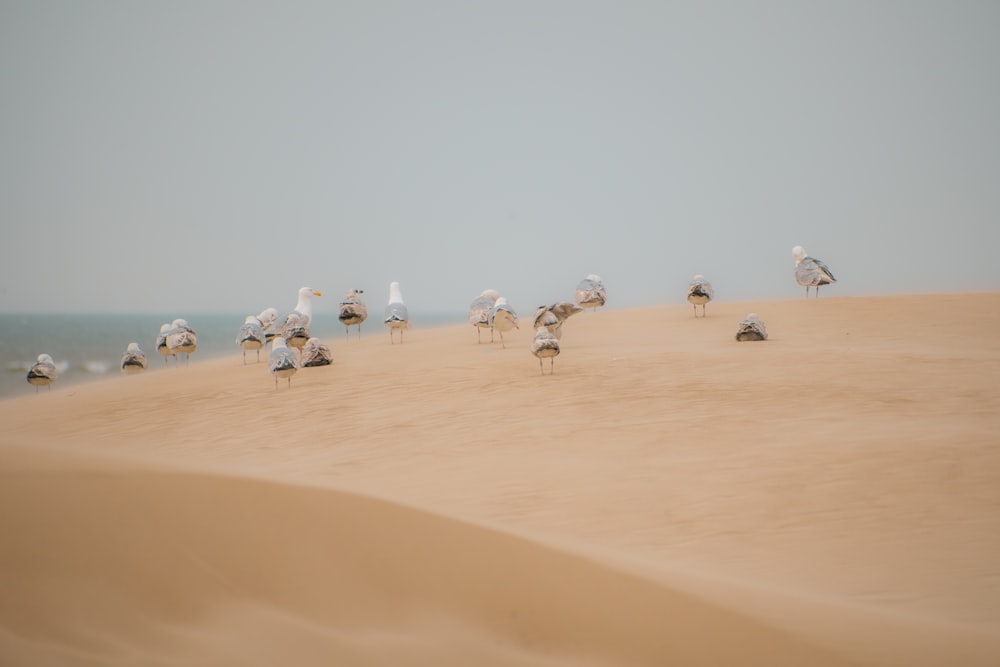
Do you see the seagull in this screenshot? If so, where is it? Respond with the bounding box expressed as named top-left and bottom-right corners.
top-left (268, 336), bottom-right (300, 388)
top-left (488, 296), bottom-right (519, 348)
top-left (26, 353), bottom-right (59, 391)
top-left (338, 289), bottom-right (368, 340)
top-left (166, 319), bottom-right (197, 365)
top-left (468, 289), bottom-right (500, 343)
top-left (531, 326), bottom-right (560, 375)
top-left (792, 246), bottom-right (837, 297)
top-left (120, 342), bottom-right (148, 374)
top-left (155, 323), bottom-right (175, 365)
top-left (735, 313), bottom-right (768, 341)
top-left (575, 274), bottom-right (607, 310)
top-left (236, 315), bottom-right (266, 364)
top-left (533, 302), bottom-right (583, 340)
top-left (301, 337), bottom-right (334, 367)
top-left (687, 275), bottom-right (714, 317)
top-left (257, 307), bottom-right (280, 343)
top-left (280, 287), bottom-right (323, 351)
top-left (383, 281), bottom-right (409, 344)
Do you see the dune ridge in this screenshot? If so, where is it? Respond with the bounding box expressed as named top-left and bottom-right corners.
top-left (2, 293), bottom-right (999, 665)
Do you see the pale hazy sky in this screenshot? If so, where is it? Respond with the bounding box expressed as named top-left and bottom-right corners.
top-left (2, 1), bottom-right (998, 316)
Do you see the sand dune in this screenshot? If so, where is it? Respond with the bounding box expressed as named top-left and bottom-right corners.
top-left (1, 293), bottom-right (999, 665)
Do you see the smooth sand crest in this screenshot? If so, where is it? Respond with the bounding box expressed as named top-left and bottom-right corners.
top-left (1, 293), bottom-right (999, 665)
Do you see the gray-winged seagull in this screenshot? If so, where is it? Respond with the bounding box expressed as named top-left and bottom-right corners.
top-left (120, 343), bottom-right (148, 374)
top-left (575, 274), bottom-right (607, 310)
top-left (488, 296), bottom-right (519, 348)
top-left (735, 313), bottom-right (768, 341)
top-left (268, 336), bottom-right (300, 388)
top-left (687, 274), bottom-right (714, 317)
top-left (468, 289), bottom-right (500, 343)
top-left (533, 301), bottom-right (583, 340)
top-left (236, 315), bottom-right (266, 364)
top-left (383, 281), bottom-right (409, 344)
top-left (26, 353), bottom-right (59, 391)
top-left (792, 246), bottom-right (837, 297)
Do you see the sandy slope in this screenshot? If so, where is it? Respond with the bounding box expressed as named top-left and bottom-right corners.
top-left (1, 293), bottom-right (999, 665)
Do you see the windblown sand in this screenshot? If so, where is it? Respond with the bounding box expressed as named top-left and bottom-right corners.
top-left (1, 293), bottom-right (998, 666)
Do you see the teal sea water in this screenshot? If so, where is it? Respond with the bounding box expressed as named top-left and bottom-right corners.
top-left (0, 311), bottom-right (465, 399)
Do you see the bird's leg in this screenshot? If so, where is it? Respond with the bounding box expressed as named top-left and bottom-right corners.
top-left (693, 304), bottom-right (697, 317)
top-left (550, 359), bottom-right (555, 374)
top-left (243, 351), bottom-right (247, 365)
top-left (490, 328), bottom-right (494, 343)
top-left (287, 377), bottom-right (292, 388)
top-left (500, 331), bottom-right (506, 349)
top-left (539, 359), bottom-right (544, 375)
top-left (357, 325), bottom-right (361, 340)
top-left (477, 328), bottom-right (481, 344)
top-left (274, 377), bottom-right (278, 390)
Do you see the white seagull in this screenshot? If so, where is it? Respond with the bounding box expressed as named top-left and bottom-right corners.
top-left (155, 323), bottom-right (175, 365)
top-left (166, 319), bottom-right (197, 365)
top-left (338, 289), bottom-right (368, 339)
top-left (268, 336), bottom-right (300, 388)
top-left (257, 307), bottom-right (280, 343)
top-left (533, 301), bottom-right (583, 340)
top-left (26, 353), bottom-right (59, 391)
top-left (280, 287), bottom-right (323, 351)
top-left (735, 313), bottom-right (768, 341)
top-left (488, 296), bottom-right (519, 349)
top-left (468, 289), bottom-right (500, 343)
top-left (383, 281), bottom-right (409, 344)
top-left (575, 274), bottom-right (607, 310)
top-left (236, 315), bottom-right (266, 364)
top-left (301, 337), bottom-right (334, 367)
top-left (120, 343), bottom-right (148, 374)
top-left (531, 326), bottom-right (561, 375)
top-left (792, 246), bottom-right (837, 297)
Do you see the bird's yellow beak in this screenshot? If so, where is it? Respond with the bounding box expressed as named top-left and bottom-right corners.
top-left (314, 290), bottom-right (323, 296)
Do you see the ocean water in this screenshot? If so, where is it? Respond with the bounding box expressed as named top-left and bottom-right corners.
top-left (0, 311), bottom-right (465, 399)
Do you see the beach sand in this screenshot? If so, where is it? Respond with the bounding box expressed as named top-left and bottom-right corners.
top-left (1, 293), bottom-right (999, 666)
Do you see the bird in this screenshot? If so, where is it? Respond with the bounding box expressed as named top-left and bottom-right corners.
top-left (120, 342), bottom-right (148, 374)
top-left (687, 274), bottom-right (714, 317)
top-left (301, 337), bottom-right (334, 367)
top-left (735, 313), bottom-right (768, 341)
top-left (268, 336), bottom-right (300, 388)
top-left (575, 274), bottom-right (607, 310)
top-left (792, 246), bottom-right (837, 297)
top-left (26, 353), bottom-right (59, 391)
top-left (166, 319), bottom-right (197, 364)
top-left (383, 281), bottom-right (409, 344)
top-left (236, 315), bottom-right (266, 364)
top-left (155, 323), bottom-right (174, 365)
top-left (280, 287), bottom-right (323, 351)
top-left (488, 296), bottom-right (519, 348)
top-left (468, 289), bottom-right (500, 343)
top-left (338, 289), bottom-right (368, 339)
top-left (257, 307), bottom-right (280, 343)
top-left (531, 326), bottom-right (561, 375)
top-left (533, 301), bottom-right (583, 340)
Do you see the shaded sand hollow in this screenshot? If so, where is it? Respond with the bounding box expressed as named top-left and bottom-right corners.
top-left (1, 293), bottom-right (999, 666)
